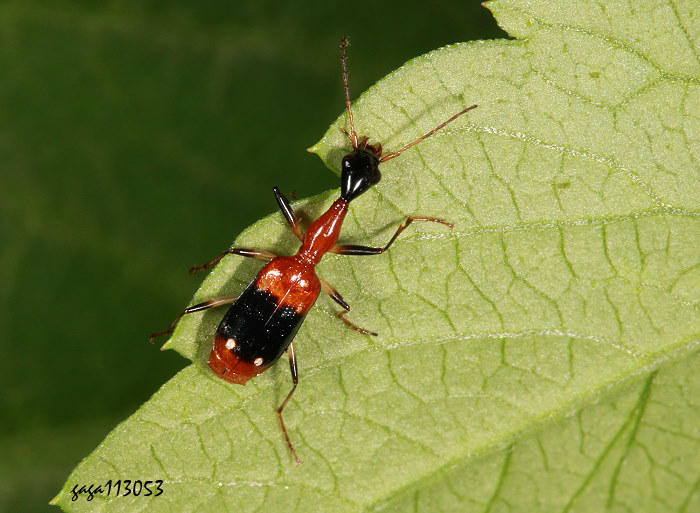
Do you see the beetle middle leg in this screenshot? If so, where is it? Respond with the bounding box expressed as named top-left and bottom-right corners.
top-left (189, 248), bottom-right (277, 274)
top-left (189, 187), bottom-right (303, 275)
top-left (320, 278), bottom-right (377, 336)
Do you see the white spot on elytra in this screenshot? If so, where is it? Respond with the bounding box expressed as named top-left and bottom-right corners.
top-left (254, 357), bottom-right (264, 366)
top-left (225, 338), bottom-right (236, 350)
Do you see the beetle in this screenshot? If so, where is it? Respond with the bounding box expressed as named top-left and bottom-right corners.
top-left (150, 37), bottom-right (477, 464)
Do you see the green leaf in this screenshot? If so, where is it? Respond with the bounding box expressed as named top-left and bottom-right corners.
top-left (54, 0), bottom-right (700, 511)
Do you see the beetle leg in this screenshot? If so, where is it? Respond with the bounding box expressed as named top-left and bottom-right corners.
top-left (273, 186), bottom-right (303, 242)
top-left (277, 342), bottom-right (302, 465)
top-left (148, 295), bottom-right (239, 343)
top-left (330, 216), bottom-right (452, 256)
top-left (319, 278), bottom-right (377, 336)
top-left (189, 248), bottom-right (277, 274)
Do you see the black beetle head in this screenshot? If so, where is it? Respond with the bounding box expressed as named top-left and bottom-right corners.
top-left (340, 147), bottom-right (382, 202)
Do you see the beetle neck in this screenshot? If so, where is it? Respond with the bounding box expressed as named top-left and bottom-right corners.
top-left (297, 198), bottom-right (348, 265)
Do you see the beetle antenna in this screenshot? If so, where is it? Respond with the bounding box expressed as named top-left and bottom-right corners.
top-left (379, 103), bottom-right (478, 163)
top-left (340, 36), bottom-right (359, 150)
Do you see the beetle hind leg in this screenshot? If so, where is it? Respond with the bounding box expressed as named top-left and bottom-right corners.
top-left (148, 295), bottom-right (239, 343)
top-left (277, 342), bottom-right (302, 465)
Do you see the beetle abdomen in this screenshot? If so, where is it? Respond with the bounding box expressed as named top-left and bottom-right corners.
top-left (208, 257), bottom-right (320, 384)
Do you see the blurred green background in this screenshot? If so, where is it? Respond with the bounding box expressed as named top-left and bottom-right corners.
top-left (0, 1), bottom-right (504, 511)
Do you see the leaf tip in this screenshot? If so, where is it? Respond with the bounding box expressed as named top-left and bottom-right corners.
top-left (481, 0), bottom-right (495, 13)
